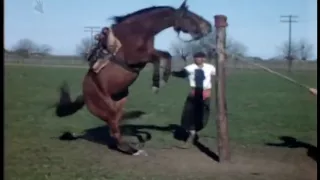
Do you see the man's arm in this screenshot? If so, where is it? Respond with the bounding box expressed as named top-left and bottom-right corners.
top-left (171, 68), bottom-right (189, 78)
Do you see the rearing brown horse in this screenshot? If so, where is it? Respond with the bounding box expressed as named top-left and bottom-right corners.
top-left (56, 0), bottom-right (212, 155)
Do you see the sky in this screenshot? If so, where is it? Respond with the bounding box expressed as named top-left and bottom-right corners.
top-left (5, 0), bottom-right (317, 59)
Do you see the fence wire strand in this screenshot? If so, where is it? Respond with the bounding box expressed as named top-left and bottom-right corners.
top-left (228, 53), bottom-right (315, 94)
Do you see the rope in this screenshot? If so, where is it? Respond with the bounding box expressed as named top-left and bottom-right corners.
top-left (229, 54), bottom-right (317, 95)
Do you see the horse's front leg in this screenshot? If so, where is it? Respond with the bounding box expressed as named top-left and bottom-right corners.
top-left (156, 50), bottom-right (172, 84)
top-left (151, 55), bottom-right (161, 93)
top-left (150, 52), bottom-right (172, 93)
top-left (150, 50), bottom-right (172, 93)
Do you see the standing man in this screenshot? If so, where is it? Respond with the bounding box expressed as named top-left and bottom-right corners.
top-left (172, 52), bottom-right (216, 147)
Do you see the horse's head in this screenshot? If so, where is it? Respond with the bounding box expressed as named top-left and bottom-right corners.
top-left (173, 0), bottom-right (212, 41)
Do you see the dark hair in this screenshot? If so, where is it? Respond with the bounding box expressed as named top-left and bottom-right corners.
top-left (193, 52), bottom-right (206, 58)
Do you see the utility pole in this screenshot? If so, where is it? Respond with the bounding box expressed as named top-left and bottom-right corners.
top-left (280, 15), bottom-right (298, 72)
top-left (84, 26), bottom-right (101, 46)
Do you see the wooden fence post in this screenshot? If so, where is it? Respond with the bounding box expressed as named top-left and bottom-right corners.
top-left (214, 15), bottom-right (231, 162)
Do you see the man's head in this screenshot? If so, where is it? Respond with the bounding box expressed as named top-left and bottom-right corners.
top-left (193, 52), bottom-right (206, 65)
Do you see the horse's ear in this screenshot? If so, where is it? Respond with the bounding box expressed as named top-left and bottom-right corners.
top-left (179, 0), bottom-right (188, 10)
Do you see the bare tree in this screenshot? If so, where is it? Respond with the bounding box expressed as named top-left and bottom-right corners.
top-left (297, 39), bottom-right (313, 61)
top-left (194, 30), bottom-right (247, 58)
top-left (12, 38), bottom-right (37, 58)
top-left (226, 38), bottom-right (248, 56)
top-left (226, 38), bottom-right (248, 67)
top-left (170, 30), bottom-right (216, 63)
top-left (76, 37), bottom-right (92, 59)
top-left (197, 32), bottom-right (216, 62)
top-left (277, 40), bottom-right (299, 72)
top-left (171, 30), bottom-right (247, 66)
top-left (171, 41), bottom-right (190, 65)
top-left (34, 44), bottom-right (52, 56)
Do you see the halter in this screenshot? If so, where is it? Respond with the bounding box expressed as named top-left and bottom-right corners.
top-left (174, 7), bottom-right (204, 43)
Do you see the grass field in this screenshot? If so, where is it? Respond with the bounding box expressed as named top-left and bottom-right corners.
top-left (5, 64), bottom-right (317, 180)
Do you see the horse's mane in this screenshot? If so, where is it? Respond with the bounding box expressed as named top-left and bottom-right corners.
top-left (111, 6), bottom-right (173, 25)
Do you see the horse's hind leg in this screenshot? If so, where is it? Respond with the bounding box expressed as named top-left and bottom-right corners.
top-left (108, 97), bottom-right (147, 155)
top-left (82, 75), bottom-right (122, 149)
top-left (111, 97), bottom-right (138, 153)
top-left (84, 92), bottom-right (139, 154)
top-left (83, 74), bottom-right (141, 155)
top-left (108, 97), bottom-right (126, 144)
top-left (85, 96), bottom-right (130, 151)
top-left (84, 94), bottom-right (117, 146)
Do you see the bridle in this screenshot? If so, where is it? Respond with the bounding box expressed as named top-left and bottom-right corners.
top-left (174, 8), bottom-right (204, 43)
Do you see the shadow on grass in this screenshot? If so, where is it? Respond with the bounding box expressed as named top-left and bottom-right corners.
top-left (193, 137), bottom-right (219, 161)
top-left (265, 136), bottom-right (317, 162)
top-left (58, 110), bottom-right (219, 161)
top-left (54, 81), bottom-right (219, 160)
top-left (59, 122), bottom-right (179, 150)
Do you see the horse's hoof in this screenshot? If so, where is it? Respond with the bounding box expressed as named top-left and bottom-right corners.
top-left (59, 131), bottom-right (78, 141)
top-left (151, 86), bottom-right (159, 94)
top-left (132, 149), bottom-right (148, 156)
top-left (117, 141), bottom-right (141, 155)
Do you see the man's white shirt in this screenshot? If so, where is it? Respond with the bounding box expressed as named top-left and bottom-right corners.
top-left (184, 63), bottom-right (216, 89)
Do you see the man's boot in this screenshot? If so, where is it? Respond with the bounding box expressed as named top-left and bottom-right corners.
top-left (178, 130), bottom-right (196, 149)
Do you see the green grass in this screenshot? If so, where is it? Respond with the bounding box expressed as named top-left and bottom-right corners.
top-left (5, 65), bottom-right (317, 180)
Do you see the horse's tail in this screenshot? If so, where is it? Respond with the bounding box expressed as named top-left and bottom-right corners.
top-left (55, 82), bottom-right (85, 117)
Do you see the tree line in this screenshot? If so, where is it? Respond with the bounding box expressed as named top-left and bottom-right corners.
top-left (7, 33), bottom-right (315, 71)
top-left (6, 38), bottom-right (52, 58)
top-left (170, 30), bottom-right (314, 62)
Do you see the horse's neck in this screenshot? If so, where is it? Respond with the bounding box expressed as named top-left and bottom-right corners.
top-left (137, 10), bottom-right (176, 36)
top-left (112, 9), bottom-right (176, 64)
top-left (115, 9), bottom-right (176, 38)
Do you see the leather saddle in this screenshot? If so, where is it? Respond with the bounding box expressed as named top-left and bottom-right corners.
top-left (89, 27), bottom-right (122, 73)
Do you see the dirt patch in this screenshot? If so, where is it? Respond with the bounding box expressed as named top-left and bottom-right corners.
top-left (75, 139), bottom-right (317, 180)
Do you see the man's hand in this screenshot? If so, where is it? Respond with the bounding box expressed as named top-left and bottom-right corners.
top-left (309, 88), bottom-right (317, 96)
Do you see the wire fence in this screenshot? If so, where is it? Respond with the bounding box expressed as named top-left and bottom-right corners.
top-left (5, 54), bottom-right (87, 66)
top-left (5, 53), bottom-right (317, 71)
